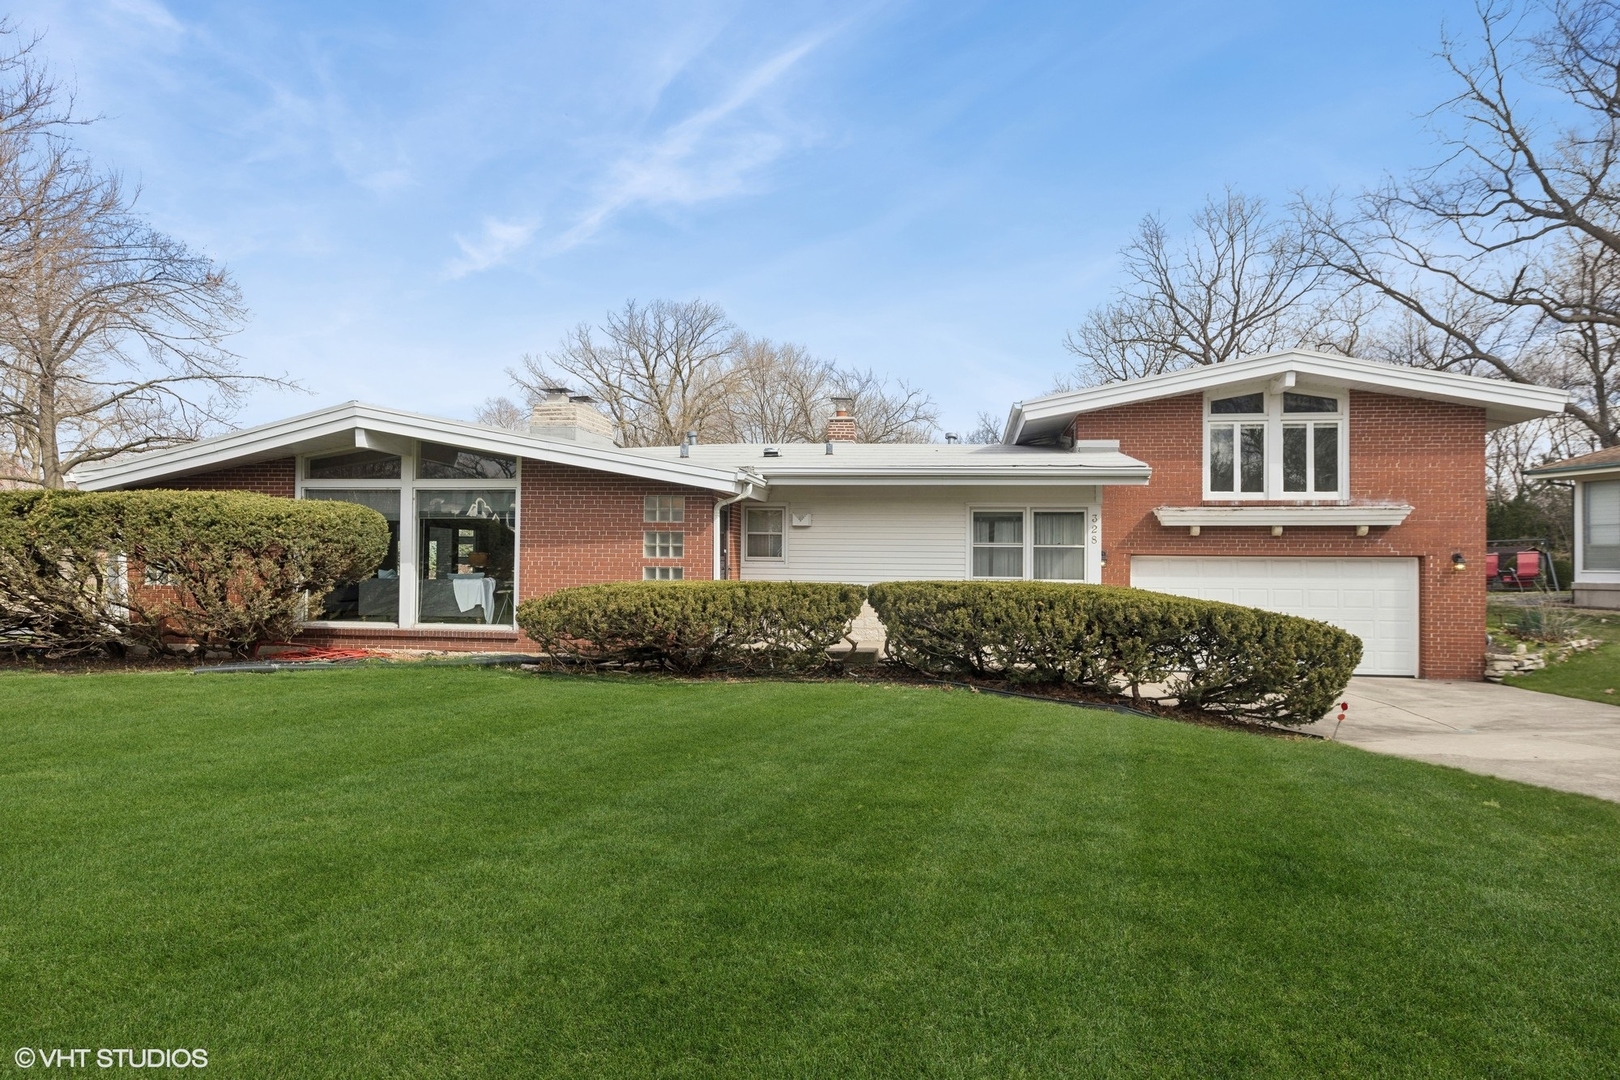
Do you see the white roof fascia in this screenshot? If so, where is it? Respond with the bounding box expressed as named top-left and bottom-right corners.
top-left (72, 401), bottom-right (743, 493)
top-left (1153, 504), bottom-right (1414, 528)
top-left (755, 466), bottom-right (1150, 486)
top-left (1005, 350), bottom-right (1570, 444)
top-left (1523, 462), bottom-right (1620, 480)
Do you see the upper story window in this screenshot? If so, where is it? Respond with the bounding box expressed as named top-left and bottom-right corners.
top-left (306, 449), bottom-right (401, 480)
top-left (417, 441), bottom-right (516, 480)
top-left (1205, 388), bottom-right (1344, 500)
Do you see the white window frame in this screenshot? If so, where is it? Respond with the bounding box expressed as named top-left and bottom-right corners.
top-left (1579, 478), bottom-right (1620, 580)
top-left (1203, 383), bottom-right (1349, 502)
top-left (742, 504), bottom-right (787, 563)
top-left (967, 506), bottom-right (1095, 583)
top-left (296, 442), bottom-right (521, 630)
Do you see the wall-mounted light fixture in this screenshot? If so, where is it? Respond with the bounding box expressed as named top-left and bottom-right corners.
top-left (1452, 552), bottom-right (1467, 572)
top-left (1099, 549), bottom-right (1108, 569)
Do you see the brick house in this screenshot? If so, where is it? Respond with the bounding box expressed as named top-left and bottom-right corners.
top-left (75, 351), bottom-right (1567, 679)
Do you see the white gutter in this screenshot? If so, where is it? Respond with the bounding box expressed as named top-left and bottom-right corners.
top-left (712, 478), bottom-right (760, 580)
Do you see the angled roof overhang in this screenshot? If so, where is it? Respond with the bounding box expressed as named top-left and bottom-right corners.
top-left (70, 402), bottom-right (745, 494)
top-left (1523, 445), bottom-right (1620, 480)
top-left (1003, 350), bottom-right (1571, 445)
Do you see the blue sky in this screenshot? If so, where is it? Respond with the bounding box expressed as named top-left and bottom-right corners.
top-left (14, 0), bottom-right (1482, 435)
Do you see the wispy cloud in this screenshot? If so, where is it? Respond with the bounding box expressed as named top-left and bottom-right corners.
top-left (445, 216), bottom-right (540, 278)
top-left (548, 32), bottom-right (830, 253)
top-left (106, 0), bottom-right (185, 37)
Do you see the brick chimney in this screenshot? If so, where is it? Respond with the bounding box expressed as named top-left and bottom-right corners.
top-left (529, 387), bottom-right (617, 448)
top-left (826, 395), bottom-right (857, 442)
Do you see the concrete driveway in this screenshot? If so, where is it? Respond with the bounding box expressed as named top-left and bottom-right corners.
top-left (1304, 678), bottom-right (1620, 802)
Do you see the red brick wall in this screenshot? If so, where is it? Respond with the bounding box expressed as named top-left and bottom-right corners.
top-left (1074, 390), bottom-right (1488, 680)
top-left (518, 459), bottom-right (717, 597)
top-left (133, 457), bottom-right (297, 497)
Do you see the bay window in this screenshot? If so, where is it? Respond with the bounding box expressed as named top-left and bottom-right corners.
top-left (1206, 388), bottom-right (1345, 499)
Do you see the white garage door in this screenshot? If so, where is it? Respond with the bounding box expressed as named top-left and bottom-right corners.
top-left (1130, 556), bottom-right (1419, 677)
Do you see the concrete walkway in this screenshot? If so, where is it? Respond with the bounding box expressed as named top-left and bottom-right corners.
top-left (1304, 678), bottom-right (1620, 802)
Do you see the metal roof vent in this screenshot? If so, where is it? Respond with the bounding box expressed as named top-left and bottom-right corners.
top-left (762, 445), bottom-right (780, 457)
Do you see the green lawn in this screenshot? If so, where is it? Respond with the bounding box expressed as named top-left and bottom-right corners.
top-left (1491, 599), bottom-right (1620, 705)
top-left (3, 667), bottom-right (1620, 1077)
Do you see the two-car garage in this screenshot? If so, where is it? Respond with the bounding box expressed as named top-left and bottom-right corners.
top-left (1129, 556), bottom-right (1421, 677)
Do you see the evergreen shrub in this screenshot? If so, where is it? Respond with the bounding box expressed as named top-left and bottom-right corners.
top-left (867, 580), bottom-right (1360, 723)
top-left (517, 581), bottom-right (866, 674)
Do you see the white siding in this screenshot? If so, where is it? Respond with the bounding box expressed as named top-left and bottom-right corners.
top-left (740, 485), bottom-right (1099, 585)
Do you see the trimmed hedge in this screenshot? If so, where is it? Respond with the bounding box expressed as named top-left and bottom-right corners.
top-left (0, 490), bottom-right (390, 658)
top-left (517, 581), bottom-right (867, 674)
top-left (867, 581), bottom-right (1361, 724)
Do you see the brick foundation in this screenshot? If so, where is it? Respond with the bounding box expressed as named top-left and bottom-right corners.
top-left (1075, 390), bottom-right (1488, 680)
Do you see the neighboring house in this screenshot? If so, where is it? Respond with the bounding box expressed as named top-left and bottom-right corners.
top-left (73, 351), bottom-right (1568, 679)
top-left (1524, 446), bottom-right (1620, 611)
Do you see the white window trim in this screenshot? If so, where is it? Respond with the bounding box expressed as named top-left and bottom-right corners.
top-left (966, 505), bottom-right (1098, 583)
top-left (296, 443), bottom-right (522, 630)
top-left (1578, 478), bottom-right (1620, 582)
top-left (741, 504), bottom-right (787, 563)
top-left (1202, 383), bottom-right (1349, 503)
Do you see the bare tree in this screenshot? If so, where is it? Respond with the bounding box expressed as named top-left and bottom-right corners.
top-left (0, 146), bottom-right (265, 488)
top-left (712, 338), bottom-right (938, 443)
top-left (713, 336), bottom-right (834, 443)
top-left (965, 410), bottom-right (1004, 444)
top-left (828, 367), bottom-right (938, 443)
top-left (0, 23), bottom-right (278, 488)
top-left (1064, 190), bottom-right (1354, 385)
top-left (514, 302), bottom-right (940, 445)
top-left (512, 299), bottom-right (738, 447)
top-left (1302, 0), bottom-right (1620, 447)
top-left (474, 395), bottom-right (528, 431)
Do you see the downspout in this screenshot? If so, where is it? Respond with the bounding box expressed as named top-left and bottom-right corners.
top-left (713, 478), bottom-right (757, 580)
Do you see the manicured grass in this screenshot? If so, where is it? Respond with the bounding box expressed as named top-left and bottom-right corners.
top-left (1491, 600), bottom-right (1620, 705)
top-left (3, 666), bottom-right (1620, 1077)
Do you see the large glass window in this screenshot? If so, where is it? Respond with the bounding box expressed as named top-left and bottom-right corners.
top-left (745, 507), bottom-right (784, 559)
top-left (307, 450), bottom-right (400, 480)
top-left (972, 512), bottom-right (1024, 578)
top-left (417, 442), bottom-right (516, 480)
top-left (1282, 423), bottom-right (1339, 493)
top-left (1206, 388), bottom-right (1344, 498)
top-left (417, 489), bottom-right (517, 624)
top-left (1032, 511), bottom-right (1085, 581)
top-left (304, 489), bottom-right (401, 622)
top-left (1585, 480), bottom-right (1620, 571)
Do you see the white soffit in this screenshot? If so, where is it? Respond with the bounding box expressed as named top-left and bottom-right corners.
top-left (1005, 350), bottom-right (1570, 445)
top-left (1153, 505), bottom-right (1414, 528)
top-left (70, 401), bottom-right (743, 493)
